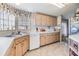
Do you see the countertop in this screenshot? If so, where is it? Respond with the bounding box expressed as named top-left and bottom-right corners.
top-left (39, 31), bottom-right (60, 34)
top-left (30, 31), bottom-right (59, 34)
top-left (0, 37), bottom-right (15, 56)
top-left (0, 31), bottom-right (59, 56)
top-left (69, 33), bottom-right (79, 43)
top-left (0, 34), bottom-right (29, 56)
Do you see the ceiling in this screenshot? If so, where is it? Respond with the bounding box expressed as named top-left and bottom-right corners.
top-left (8, 3), bottom-right (79, 17)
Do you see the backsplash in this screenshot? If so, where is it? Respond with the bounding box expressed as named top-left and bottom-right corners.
top-left (30, 25), bottom-right (56, 33)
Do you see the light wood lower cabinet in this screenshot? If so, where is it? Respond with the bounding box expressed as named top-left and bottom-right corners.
top-left (22, 38), bottom-right (29, 54)
top-left (8, 35), bottom-right (29, 56)
top-left (56, 32), bottom-right (60, 41)
top-left (16, 43), bottom-right (23, 56)
top-left (40, 32), bottom-right (60, 46)
top-left (46, 34), bottom-right (52, 44)
top-left (8, 44), bottom-right (16, 56)
top-left (40, 35), bottom-right (46, 46)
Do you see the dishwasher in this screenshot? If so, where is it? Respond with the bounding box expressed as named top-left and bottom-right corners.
top-left (30, 32), bottom-right (40, 50)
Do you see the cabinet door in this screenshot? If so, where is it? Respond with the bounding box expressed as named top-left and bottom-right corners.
top-left (52, 17), bottom-right (57, 26)
top-left (8, 44), bottom-right (16, 56)
top-left (51, 33), bottom-right (60, 42)
top-left (46, 16), bottom-right (50, 26)
top-left (50, 35), bottom-right (54, 43)
top-left (41, 15), bottom-right (47, 26)
top-left (16, 43), bottom-right (22, 56)
top-left (35, 14), bottom-right (42, 26)
top-left (40, 36), bottom-right (46, 46)
top-left (11, 45), bottom-right (16, 56)
top-left (51, 34), bottom-right (57, 42)
top-left (47, 16), bottom-right (57, 26)
top-left (46, 34), bottom-right (53, 44)
top-left (48, 17), bottom-right (52, 26)
top-left (47, 16), bottom-right (52, 26)
top-left (22, 39), bottom-right (28, 55)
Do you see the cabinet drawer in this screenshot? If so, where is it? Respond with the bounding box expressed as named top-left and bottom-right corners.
top-left (15, 38), bottom-right (25, 44)
top-left (15, 36), bottom-right (29, 44)
top-left (23, 36), bottom-right (29, 40)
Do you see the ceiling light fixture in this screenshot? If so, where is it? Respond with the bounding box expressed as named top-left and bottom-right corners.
top-left (52, 3), bottom-right (65, 8)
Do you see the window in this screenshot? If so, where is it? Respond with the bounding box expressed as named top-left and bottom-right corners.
top-left (18, 15), bottom-right (28, 30)
top-left (0, 9), bottom-right (15, 31)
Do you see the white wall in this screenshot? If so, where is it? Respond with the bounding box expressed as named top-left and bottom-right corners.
top-left (63, 4), bottom-right (79, 19)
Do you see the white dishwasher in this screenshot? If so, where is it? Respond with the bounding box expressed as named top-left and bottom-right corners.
top-left (30, 33), bottom-right (40, 50)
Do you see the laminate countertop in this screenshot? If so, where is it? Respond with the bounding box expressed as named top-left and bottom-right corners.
top-left (0, 34), bottom-right (29, 56)
top-left (0, 37), bottom-right (15, 56)
top-left (69, 33), bottom-right (79, 43)
top-left (39, 31), bottom-right (60, 34)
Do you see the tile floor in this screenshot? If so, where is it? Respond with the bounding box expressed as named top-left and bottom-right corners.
top-left (25, 42), bottom-right (69, 56)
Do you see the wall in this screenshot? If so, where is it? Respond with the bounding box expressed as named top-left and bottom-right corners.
top-left (63, 4), bottom-right (79, 19)
top-left (63, 11), bottom-right (75, 19)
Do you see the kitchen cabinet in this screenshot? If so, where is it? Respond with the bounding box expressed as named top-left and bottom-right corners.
top-left (52, 17), bottom-right (57, 26)
top-left (46, 16), bottom-right (51, 26)
top-left (35, 14), bottom-right (42, 26)
top-left (16, 36), bottom-right (29, 56)
top-left (40, 32), bottom-right (60, 46)
top-left (51, 33), bottom-right (57, 42)
top-left (8, 43), bottom-right (16, 56)
top-left (22, 37), bottom-right (29, 54)
top-left (40, 34), bottom-right (46, 46)
top-left (46, 34), bottom-right (56, 45)
top-left (31, 13), bottom-right (57, 26)
top-left (46, 16), bottom-right (57, 26)
top-left (49, 17), bottom-right (53, 26)
top-left (41, 15), bottom-right (47, 26)
top-left (46, 34), bottom-right (52, 44)
top-left (7, 35), bottom-right (29, 56)
top-left (11, 45), bottom-right (16, 56)
top-left (16, 42), bottom-right (23, 56)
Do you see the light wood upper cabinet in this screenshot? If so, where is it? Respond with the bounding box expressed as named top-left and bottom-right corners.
top-left (41, 15), bottom-right (47, 26)
top-left (46, 16), bottom-right (51, 26)
top-left (35, 14), bottom-right (42, 26)
top-left (47, 16), bottom-right (57, 26)
top-left (52, 17), bottom-right (57, 26)
top-left (31, 13), bottom-right (57, 26)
